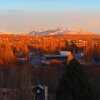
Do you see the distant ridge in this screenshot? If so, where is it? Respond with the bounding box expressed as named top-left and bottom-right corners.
top-left (28, 27), bottom-right (95, 36)
top-left (0, 27), bottom-right (96, 36)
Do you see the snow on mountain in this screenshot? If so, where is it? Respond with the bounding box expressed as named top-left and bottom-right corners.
top-left (0, 27), bottom-right (94, 36)
top-left (28, 27), bottom-right (93, 36)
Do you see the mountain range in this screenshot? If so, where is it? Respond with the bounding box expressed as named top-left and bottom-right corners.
top-left (0, 27), bottom-right (95, 36)
top-left (28, 27), bottom-right (94, 36)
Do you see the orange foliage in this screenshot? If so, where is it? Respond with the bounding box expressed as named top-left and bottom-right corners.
top-left (0, 34), bottom-right (100, 67)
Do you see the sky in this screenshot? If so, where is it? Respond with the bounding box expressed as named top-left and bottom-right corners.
top-left (0, 0), bottom-right (100, 33)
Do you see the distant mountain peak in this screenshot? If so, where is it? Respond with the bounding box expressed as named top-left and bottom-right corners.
top-left (0, 27), bottom-right (94, 36)
top-left (28, 27), bottom-right (94, 36)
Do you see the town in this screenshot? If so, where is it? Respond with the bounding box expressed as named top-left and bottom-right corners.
top-left (0, 33), bottom-right (100, 100)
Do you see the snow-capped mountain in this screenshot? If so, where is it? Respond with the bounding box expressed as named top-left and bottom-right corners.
top-left (0, 27), bottom-right (94, 36)
top-left (28, 27), bottom-right (93, 36)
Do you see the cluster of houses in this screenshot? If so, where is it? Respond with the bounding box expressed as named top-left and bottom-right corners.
top-left (0, 34), bottom-right (100, 100)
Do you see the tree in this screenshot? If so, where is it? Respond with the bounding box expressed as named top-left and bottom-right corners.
top-left (56, 59), bottom-right (95, 100)
top-left (84, 40), bottom-right (94, 62)
top-left (0, 43), bottom-right (14, 65)
top-left (65, 40), bottom-right (70, 51)
top-left (19, 63), bottom-right (33, 100)
top-left (69, 42), bottom-right (77, 55)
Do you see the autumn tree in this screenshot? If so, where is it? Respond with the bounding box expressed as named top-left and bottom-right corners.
top-left (65, 40), bottom-right (70, 51)
top-left (0, 43), bottom-right (14, 65)
top-left (84, 40), bottom-right (94, 62)
top-left (13, 43), bottom-right (29, 56)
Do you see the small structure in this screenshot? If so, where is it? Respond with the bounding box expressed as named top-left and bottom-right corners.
top-left (60, 51), bottom-right (71, 56)
top-left (32, 85), bottom-right (48, 100)
top-left (41, 54), bottom-right (67, 65)
top-left (15, 51), bottom-right (27, 64)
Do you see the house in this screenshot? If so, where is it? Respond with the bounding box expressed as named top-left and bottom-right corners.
top-left (15, 51), bottom-right (27, 64)
top-left (41, 54), bottom-right (67, 65)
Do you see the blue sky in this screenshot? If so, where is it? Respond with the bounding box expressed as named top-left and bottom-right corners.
top-left (0, 0), bottom-right (100, 12)
top-left (0, 0), bottom-right (100, 33)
